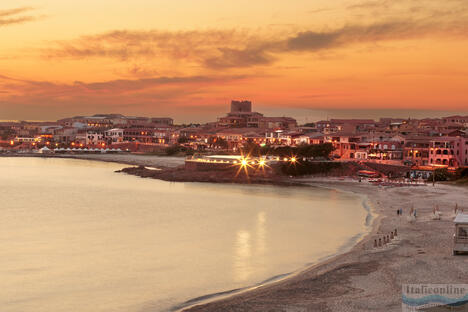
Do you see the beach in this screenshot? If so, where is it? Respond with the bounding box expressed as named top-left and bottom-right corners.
top-left (183, 179), bottom-right (468, 312)
top-left (3, 154), bottom-right (468, 311)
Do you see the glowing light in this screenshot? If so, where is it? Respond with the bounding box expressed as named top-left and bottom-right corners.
top-left (291, 157), bottom-right (296, 163)
top-left (259, 160), bottom-right (266, 166)
top-left (10, 140), bottom-right (14, 145)
top-left (283, 157), bottom-right (288, 161)
top-left (241, 159), bottom-right (248, 166)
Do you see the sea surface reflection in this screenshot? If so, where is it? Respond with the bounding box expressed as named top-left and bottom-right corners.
top-left (0, 158), bottom-right (369, 312)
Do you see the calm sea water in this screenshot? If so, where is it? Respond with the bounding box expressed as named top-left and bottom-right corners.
top-left (0, 157), bottom-right (369, 312)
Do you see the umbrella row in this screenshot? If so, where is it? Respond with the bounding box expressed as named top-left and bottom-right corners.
top-left (53, 147), bottom-right (124, 153)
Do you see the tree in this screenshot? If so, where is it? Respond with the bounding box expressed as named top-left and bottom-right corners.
top-left (177, 137), bottom-right (189, 144)
top-left (429, 168), bottom-right (450, 181)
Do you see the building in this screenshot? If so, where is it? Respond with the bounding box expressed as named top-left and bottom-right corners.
top-left (104, 128), bottom-right (124, 143)
top-left (217, 100), bottom-right (297, 129)
top-left (403, 137), bottom-right (431, 166)
top-left (86, 131), bottom-right (105, 146)
top-left (429, 137), bottom-right (468, 167)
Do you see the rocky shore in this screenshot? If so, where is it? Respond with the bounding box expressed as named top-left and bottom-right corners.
top-left (115, 165), bottom-right (305, 186)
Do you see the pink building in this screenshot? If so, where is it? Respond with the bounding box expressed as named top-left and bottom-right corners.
top-left (429, 137), bottom-right (468, 167)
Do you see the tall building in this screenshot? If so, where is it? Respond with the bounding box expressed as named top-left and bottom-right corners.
top-left (217, 100), bottom-right (296, 129)
top-left (230, 100), bottom-right (252, 113)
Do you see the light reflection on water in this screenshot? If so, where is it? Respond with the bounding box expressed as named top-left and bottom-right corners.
top-left (0, 157), bottom-right (368, 312)
top-left (234, 230), bottom-right (252, 282)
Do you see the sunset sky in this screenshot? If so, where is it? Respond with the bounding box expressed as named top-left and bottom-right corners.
top-left (1, 0), bottom-right (468, 123)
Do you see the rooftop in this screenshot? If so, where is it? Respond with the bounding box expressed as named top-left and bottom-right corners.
top-left (454, 213), bottom-right (468, 224)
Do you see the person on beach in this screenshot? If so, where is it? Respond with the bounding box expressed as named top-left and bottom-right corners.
top-left (407, 206), bottom-right (416, 222)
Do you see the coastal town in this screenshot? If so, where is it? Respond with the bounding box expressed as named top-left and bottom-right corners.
top-left (2, 100), bottom-right (468, 181)
top-left (4, 0), bottom-right (468, 311)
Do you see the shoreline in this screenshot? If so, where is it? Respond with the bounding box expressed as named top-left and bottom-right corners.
top-left (172, 186), bottom-right (377, 312)
top-left (0, 153), bottom-right (186, 169)
top-left (175, 181), bottom-right (380, 312)
top-left (182, 181), bottom-right (468, 312)
top-left (3, 155), bottom-right (468, 311)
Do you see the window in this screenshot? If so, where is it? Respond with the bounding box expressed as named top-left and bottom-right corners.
top-left (459, 226), bottom-right (468, 238)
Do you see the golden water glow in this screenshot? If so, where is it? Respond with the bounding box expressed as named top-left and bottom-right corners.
top-left (0, 157), bottom-right (369, 312)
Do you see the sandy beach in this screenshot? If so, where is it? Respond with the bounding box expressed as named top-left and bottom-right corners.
top-left (182, 179), bottom-right (468, 312)
top-left (3, 154), bottom-right (468, 311)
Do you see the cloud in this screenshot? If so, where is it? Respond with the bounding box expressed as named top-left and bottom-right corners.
top-left (0, 73), bottom-right (247, 95)
top-left (0, 73), bottom-right (252, 120)
top-left (203, 47), bottom-right (275, 68)
top-left (0, 7), bottom-right (34, 17)
top-left (285, 20), bottom-right (435, 52)
top-left (40, 0), bottom-right (468, 69)
top-left (44, 29), bottom-right (260, 61)
top-left (0, 7), bottom-right (40, 26)
top-left (0, 73), bottom-right (249, 116)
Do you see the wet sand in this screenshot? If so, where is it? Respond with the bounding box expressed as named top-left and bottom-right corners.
top-left (183, 179), bottom-right (468, 312)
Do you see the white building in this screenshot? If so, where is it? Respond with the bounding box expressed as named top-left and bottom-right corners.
top-left (86, 131), bottom-right (105, 146)
top-left (104, 128), bottom-right (124, 143)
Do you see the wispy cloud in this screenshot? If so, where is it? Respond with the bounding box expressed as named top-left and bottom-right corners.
top-left (43, 29), bottom-right (262, 62)
top-left (0, 7), bottom-right (41, 26)
top-left (43, 19), bottom-right (468, 70)
top-left (0, 73), bottom-right (249, 116)
top-left (36, 0), bottom-right (468, 71)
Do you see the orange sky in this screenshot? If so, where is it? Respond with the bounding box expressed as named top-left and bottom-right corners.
top-left (1, 0), bottom-right (468, 123)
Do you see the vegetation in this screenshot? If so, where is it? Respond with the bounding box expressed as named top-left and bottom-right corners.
top-left (177, 137), bottom-right (189, 144)
top-left (280, 160), bottom-right (342, 176)
top-left (165, 144), bottom-right (194, 156)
